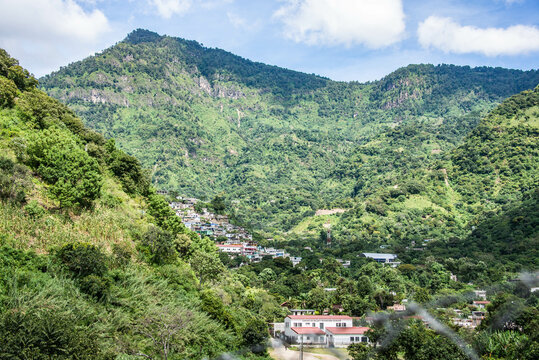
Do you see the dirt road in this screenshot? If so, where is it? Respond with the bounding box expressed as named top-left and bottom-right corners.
top-left (268, 339), bottom-right (345, 360)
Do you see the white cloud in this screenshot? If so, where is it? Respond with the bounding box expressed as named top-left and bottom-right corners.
top-left (0, 0), bottom-right (109, 42)
top-left (273, 0), bottom-right (406, 48)
top-left (0, 0), bottom-right (112, 76)
top-left (150, 0), bottom-right (192, 19)
top-left (418, 16), bottom-right (539, 56)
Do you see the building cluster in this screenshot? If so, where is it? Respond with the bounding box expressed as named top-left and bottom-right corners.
top-left (216, 243), bottom-right (292, 263)
top-left (447, 290), bottom-right (490, 329)
top-left (170, 197), bottom-right (252, 241)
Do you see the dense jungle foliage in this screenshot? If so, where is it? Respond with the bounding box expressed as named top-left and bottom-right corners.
top-left (40, 29), bottom-right (539, 238)
top-left (0, 48), bottom-right (280, 359)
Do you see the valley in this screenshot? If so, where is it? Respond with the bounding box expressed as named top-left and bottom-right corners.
top-left (0, 27), bottom-right (537, 360)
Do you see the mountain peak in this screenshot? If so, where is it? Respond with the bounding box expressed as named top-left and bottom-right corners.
top-left (124, 29), bottom-right (162, 44)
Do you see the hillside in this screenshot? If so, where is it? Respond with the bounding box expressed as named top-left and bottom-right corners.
top-left (328, 86), bottom-right (539, 274)
top-left (40, 29), bottom-right (539, 235)
top-left (0, 48), bottom-right (279, 359)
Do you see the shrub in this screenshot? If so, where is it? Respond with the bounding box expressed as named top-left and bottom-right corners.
top-left (138, 226), bottom-right (177, 265)
top-left (0, 157), bottom-right (31, 204)
top-left (78, 274), bottom-right (111, 301)
top-left (55, 242), bottom-right (108, 278)
top-left (25, 127), bottom-right (102, 208)
top-left (24, 200), bottom-right (45, 218)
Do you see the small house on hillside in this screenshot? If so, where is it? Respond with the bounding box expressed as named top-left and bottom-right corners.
top-left (361, 253), bottom-right (401, 267)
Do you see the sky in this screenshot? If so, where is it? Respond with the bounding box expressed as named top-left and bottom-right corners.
top-left (0, 0), bottom-right (538, 82)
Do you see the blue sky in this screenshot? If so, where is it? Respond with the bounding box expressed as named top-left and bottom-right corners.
top-left (0, 0), bottom-right (538, 81)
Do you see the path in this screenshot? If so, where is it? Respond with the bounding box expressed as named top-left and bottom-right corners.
top-left (268, 339), bottom-right (344, 360)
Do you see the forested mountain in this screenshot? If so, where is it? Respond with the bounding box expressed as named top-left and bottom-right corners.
top-left (40, 29), bottom-right (539, 236)
top-left (0, 49), bottom-right (278, 359)
top-left (2, 28), bottom-right (538, 360)
top-left (332, 86), bottom-right (538, 274)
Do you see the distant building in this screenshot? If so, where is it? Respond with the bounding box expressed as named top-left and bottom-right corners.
top-left (387, 304), bottom-right (406, 312)
top-left (290, 256), bottom-right (302, 267)
top-left (336, 259), bottom-right (351, 268)
top-left (474, 290), bottom-right (487, 300)
top-left (361, 253), bottom-right (401, 267)
top-left (473, 301), bottom-right (491, 309)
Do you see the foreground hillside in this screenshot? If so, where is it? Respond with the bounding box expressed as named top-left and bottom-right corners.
top-left (0, 49), bottom-right (279, 359)
top-left (40, 29), bottom-right (539, 234)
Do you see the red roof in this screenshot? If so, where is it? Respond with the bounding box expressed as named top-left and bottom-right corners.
top-left (473, 301), bottom-right (491, 304)
top-left (287, 315), bottom-right (352, 320)
top-left (325, 326), bottom-right (370, 335)
top-left (291, 327), bottom-right (326, 335)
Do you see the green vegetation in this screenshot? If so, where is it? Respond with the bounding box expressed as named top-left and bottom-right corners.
top-left (0, 49), bottom-right (278, 359)
top-left (39, 29), bottom-right (539, 237)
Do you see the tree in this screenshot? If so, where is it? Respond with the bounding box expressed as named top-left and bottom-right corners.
top-left (139, 226), bottom-right (177, 265)
top-left (190, 250), bottom-right (225, 283)
top-left (348, 343), bottom-right (371, 360)
top-left (242, 317), bottom-right (269, 354)
top-left (132, 307), bottom-right (193, 360)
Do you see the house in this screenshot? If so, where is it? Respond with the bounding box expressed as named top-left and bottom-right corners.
top-left (284, 315), bottom-right (353, 345)
top-left (387, 304), bottom-right (406, 312)
top-left (336, 259), bottom-right (351, 268)
top-left (216, 244), bottom-right (243, 254)
top-left (474, 290), bottom-right (487, 300)
top-left (290, 256), bottom-right (302, 267)
top-left (473, 301), bottom-right (490, 309)
top-left (284, 315), bottom-right (369, 347)
top-left (361, 253), bottom-right (401, 267)
top-left (326, 327), bottom-right (370, 347)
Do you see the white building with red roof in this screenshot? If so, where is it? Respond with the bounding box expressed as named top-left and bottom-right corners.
top-left (283, 315), bottom-right (370, 347)
top-left (326, 326), bottom-right (370, 347)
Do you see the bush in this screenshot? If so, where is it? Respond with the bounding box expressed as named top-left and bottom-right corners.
top-left (55, 242), bottom-right (108, 278)
top-left (25, 127), bottom-right (102, 208)
top-left (24, 200), bottom-right (45, 218)
top-left (138, 226), bottom-right (177, 265)
top-left (0, 307), bottom-right (104, 359)
top-left (0, 157), bottom-right (31, 204)
top-left (78, 274), bottom-right (111, 301)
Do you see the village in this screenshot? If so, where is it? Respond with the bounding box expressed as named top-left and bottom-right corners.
top-left (168, 196), bottom-right (518, 351)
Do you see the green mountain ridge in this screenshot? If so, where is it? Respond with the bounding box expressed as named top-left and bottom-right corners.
top-left (40, 29), bottom-right (539, 237)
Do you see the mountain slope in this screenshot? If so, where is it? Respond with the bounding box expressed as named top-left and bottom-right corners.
top-left (40, 29), bottom-right (539, 235)
top-left (0, 48), bottom-right (278, 359)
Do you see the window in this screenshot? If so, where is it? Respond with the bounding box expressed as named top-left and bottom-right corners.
top-left (350, 337), bottom-right (354, 342)
top-left (362, 336), bottom-right (368, 343)
top-left (355, 337), bottom-right (360, 341)
top-left (306, 337), bottom-right (310, 340)
top-left (319, 323), bottom-right (324, 329)
top-left (285, 322), bottom-right (289, 328)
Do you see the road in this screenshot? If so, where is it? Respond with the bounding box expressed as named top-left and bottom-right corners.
top-left (268, 339), bottom-right (345, 360)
